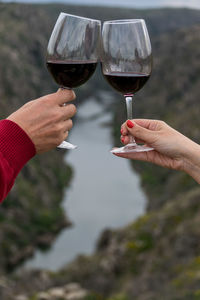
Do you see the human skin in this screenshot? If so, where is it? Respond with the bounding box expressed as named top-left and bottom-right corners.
top-left (113, 119), bottom-right (200, 184)
top-left (7, 89), bottom-right (76, 153)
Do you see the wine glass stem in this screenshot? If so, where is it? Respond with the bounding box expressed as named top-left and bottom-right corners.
top-left (125, 95), bottom-right (135, 144)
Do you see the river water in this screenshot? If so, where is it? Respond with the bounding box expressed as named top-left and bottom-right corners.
top-left (21, 96), bottom-right (147, 271)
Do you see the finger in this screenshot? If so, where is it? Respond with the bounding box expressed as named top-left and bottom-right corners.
top-left (126, 120), bottom-right (158, 146)
top-left (132, 119), bottom-right (164, 131)
top-left (63, 131), bottom-right (69, 140)
top-left (62, 104), bottom-right (77, 119)
top-left (63, 131), bottom-right (69, 138)
top-left (113, 151), bottom-right (149, 161)
top-left (64, 128), bottom-right (69, 134)
top-left (57, 131), bottom-right (69, 147)
top-left (113, 150), bottom-right (156, 163)
top-left (63, 119), bottom-right (73, 131)
top-left (44, 89), bottom-right (76, 106)
top-left (121, 125), bottom-right (128, 136)
top-left (135, 138), bottom-right (146, 144)
top-left (57, 89), bottom-right (76, 104)
top-left (120, 119), bottom-right (152, 135)
top-left (121, 134), bottom-right (145, 145)
top-left (121, 135), bottom-right (129, 144)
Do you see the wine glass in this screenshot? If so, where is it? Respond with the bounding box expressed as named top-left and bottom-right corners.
top-left (46, 13), bottom-right (101, 149)
top-left (101, 19), bottom-right (153, 153)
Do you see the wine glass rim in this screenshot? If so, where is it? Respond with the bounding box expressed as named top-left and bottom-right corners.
top-left (103, 19), bottom-right (145, 25)
top-left (60, 12), bottom-right (101, 23)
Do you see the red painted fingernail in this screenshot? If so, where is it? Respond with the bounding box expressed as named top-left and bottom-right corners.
top-left (120, 129), bottom-right (123, 135)
top-left (127, 120), bottom-right (134, 128)
top-left (121, 137), bottom-right (125, 143)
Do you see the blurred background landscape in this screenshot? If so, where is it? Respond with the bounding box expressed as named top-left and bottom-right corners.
top-left (0, 1), bottom-right (200, 299)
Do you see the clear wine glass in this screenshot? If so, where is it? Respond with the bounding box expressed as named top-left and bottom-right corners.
top-left (46, 13), bottom-right (101, 149)
top-left (101, 19), bottom-right (153, 153)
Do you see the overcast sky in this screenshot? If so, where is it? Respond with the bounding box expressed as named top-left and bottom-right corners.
top-left (3, 0), bottom-right (200, 9)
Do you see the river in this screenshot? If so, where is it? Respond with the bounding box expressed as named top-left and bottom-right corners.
top-left (21, 95), bottom-right (147, 271)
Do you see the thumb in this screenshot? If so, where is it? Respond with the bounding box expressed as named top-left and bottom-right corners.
top-left (126, 120), bottom-right (157, 145)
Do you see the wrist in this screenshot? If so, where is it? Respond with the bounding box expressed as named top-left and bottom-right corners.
top-left (182, 142), bottom-right (200, 183)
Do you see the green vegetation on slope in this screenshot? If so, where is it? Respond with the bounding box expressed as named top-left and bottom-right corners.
top-left (11, 188), bottom-right (200, 300)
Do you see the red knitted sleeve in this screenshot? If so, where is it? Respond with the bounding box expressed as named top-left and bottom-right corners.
top-left (0, 119), bottom-right (36, 202)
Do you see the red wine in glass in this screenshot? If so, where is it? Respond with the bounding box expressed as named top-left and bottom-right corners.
top-left (46, 61), bottom-right (97, 89)
top-left (103, 72), bottom-right (150, 95)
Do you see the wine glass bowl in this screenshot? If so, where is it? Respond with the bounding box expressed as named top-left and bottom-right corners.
top-left (101, 19), bottom-right (153, 153)
top-left (47, 13), bottom-right (101, 89)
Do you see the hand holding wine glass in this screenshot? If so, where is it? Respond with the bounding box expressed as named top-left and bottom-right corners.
top-left (113, 118), bottom-right (200, 184)
top-left (101, 19), bottom-right (153, 153)
top-left (7, 89), bottom-right (76, 153)
top-left (46, 13), bottom-right (101, 149)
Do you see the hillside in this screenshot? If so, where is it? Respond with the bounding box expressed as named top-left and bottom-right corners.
top-left (5, 20), bottom-right (200, 300)
top-left (13, 188), bottom-right (200, 300)
top-left (0, 3), bottom-right (200, 300)
top-left (0, 3), bottom-right (73, 272)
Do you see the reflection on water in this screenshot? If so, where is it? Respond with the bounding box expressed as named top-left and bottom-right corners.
top-left (21, 97), bottom-right (147, 271)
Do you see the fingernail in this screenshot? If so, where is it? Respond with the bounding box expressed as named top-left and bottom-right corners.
top-left (127, 120), bottom-right (134, 128)
top-left (120, 129), bottom-right (123, 135)
top-left (121, 137), bottom-right (125, 143)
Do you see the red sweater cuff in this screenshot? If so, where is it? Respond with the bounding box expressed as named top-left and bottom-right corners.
top-left (0, 119), bottom-right (36, 174)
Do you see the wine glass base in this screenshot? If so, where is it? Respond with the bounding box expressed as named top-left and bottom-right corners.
top-left (57, 141), bottom-right (77, 150)
top-left (111, 143), bottom-right (154, 154)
